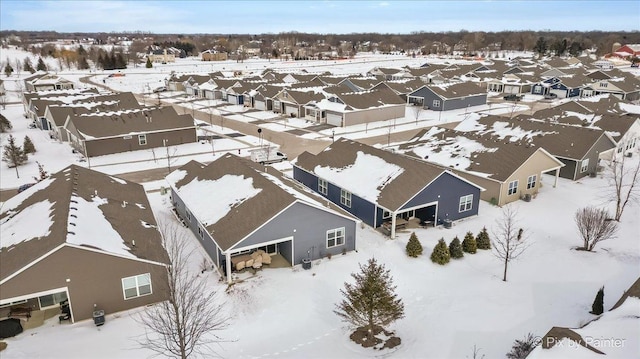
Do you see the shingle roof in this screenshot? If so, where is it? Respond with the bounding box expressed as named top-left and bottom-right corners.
top-left (168, 154), bottom-right (351, 251)
top-left (426, 82), bottom-right (487, 99)
top-left (295, 138), bottom-right (460, 211)
top-left (332, 87), bottom-right (405, 109)
top-left (398, 127), bottom-right (560, 182)
top-left (0, 165), bottom-right (169, 282)
top-left (70, 106), bottom-right (194, 139)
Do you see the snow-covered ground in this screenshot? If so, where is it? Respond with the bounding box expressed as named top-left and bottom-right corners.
top-left (2, 169), bottom-right (638, 358)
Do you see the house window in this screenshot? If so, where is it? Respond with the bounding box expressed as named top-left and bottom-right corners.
top-left (326, 227), bottom-right (345, 248)
top-left (122, 273), bottom-right (152, 300)
top-left (432, 99), bottom-right (441, 108)
top-left (458, 194), bottom-right (473, 212)
top-left (138, 134), bottom-right (147, 146)
top-left (580, 159), bottom-right (589, 173)
top-left (318, 178), bottom-right (328, 195)
top-left (600, 82), bottom-right (608, 88)
top-left (185, 210), bottom-right (191, 220)
top-left (38, 291), bottom-right (68, 309)
top-left (508, 180), bottom-right (519, 196)
top-left (618, 146), bottom-right (624, 154)
top-left (382, 210), bottom-right (391, 219)
top-left (533, 86), bottom-right (542, 94)
top-left (527, 175), bottom-right (537, 189)
top-left (340, 189), bottom-right (352, 208)
top-left (197, 227), bottom-right (204, 239)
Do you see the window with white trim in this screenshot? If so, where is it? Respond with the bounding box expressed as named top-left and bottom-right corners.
top-left (458, 194), bottom-right (473, 212)
top-left (527, 175), bottom-right (537, 189)
top-left (533, 86), bottom-right (541, 94)
top-left (39, 291), bottom-right (68, 309)
top-left (382, 210), bottom-right (391, 219)
top-left (122, 273), bottom-right (152, 300)
top-left (580, 159), bottom-right (589, 173)
top-left (433, 99), bottom-right (441, 108)
top-left (326, 227), bottom-right (345, 248)
top-left (340, 189), bottom-right (352, 208)
top-left (508, 180), bottom-right (518, 195)
top-left (318, 178), bottom-right (328, 195)
top-left (138, 134), bottom-right (147, 145)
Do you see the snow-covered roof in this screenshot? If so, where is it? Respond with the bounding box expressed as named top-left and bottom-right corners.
top-left (0, 165), bottom-right (168, 282)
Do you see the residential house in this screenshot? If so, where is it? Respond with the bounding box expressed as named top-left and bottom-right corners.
top-left (64, 106), bottom-right (196, 157)
top-left (407, 82), bottom-right (487, 111)
top-left (307, 87), bottom-right (405, 127)
top-left (22, 89), bottom-right (100, 129)
top-left (24, 73), bottom-right (75, 92)
top-left (0, 165), bottom-right (170, 323)
top-left (582, 73), bottom-right (640, 101)
top-left (167, 154), bottom-right (358, 283)
top-left (473, 116), bottom-right (616, 180)
top-left (293, 139), bottom-right (483, 238)
top-left (45, 92), bottom-right (143, 142)
top-left (201, 49), bottom-right (228, 61)
top-left (396, 126), bottom-right (564, 205)
top-left (273, 89), bottom-right (325, 118)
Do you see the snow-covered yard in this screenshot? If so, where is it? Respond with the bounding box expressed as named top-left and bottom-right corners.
top-left (2, 170), bottom-right (638, 358)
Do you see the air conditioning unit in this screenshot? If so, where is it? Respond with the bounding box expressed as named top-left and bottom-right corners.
top-left (522, 194), bottom-right (532, 202)
top-left (625, 152), bottom-right (633, 158)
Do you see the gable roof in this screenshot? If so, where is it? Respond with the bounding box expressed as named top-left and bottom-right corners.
top-left (0, 165), bottom-right (169, 283)
top-left (295, 138), bottom-right (481, 211)
top-left (397, 126), bottom-right (563, 181)
top-left (423, 82), bottom-right (487, 99)
top-left (456, 115), bottom-right (616, 160)
top-left (69, 106), bottom-right (194, 139)
top-left (167, 154), bottom-right (353, 252)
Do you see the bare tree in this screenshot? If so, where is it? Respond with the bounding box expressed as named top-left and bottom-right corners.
top-left (574, 207), bottom-right (618, 251)
top-left (492, 205), bottom-right (529, 282)
top-left (411, 105), bottom-right (424, 125)
top-left (606, 148), bottom-right (640, 221)
top-left (137, 223), bottom-right (229, 359)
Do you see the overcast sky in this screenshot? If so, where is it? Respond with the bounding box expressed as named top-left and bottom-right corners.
top-left (1, 1), bottom-right (638, 34)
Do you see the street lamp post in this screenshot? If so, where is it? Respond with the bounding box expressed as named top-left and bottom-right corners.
top-left (332, 129), bottom-right (335, 143)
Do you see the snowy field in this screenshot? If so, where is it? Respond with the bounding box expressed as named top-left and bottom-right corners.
top-left (1, 49), bottom-right (639, 358)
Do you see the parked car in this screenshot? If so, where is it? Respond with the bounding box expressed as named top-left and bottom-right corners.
top-left (153, 86), bottom-right (167, 93)
top-left (503, 94), bottom-right (523, 101)
top-left (544, 93), bottom-right (558, 100)
top-left (17, 183), bottom-right (36, 193)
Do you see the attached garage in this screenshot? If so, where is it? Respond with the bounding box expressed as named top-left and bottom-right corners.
top-left (504, 85), bottom-right (519, 94)
top-left (326, 112), bottom-right (343, 127)
top-left (550, 88), bottom-right (566, 99)
top-left (284, 104), bottom-right (299, 117)
top-left (254, 100), bottom-right (266, 111)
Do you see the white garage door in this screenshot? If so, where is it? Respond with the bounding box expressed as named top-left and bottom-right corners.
top-left (550, 89), bottom-right (566, 99)
top-left (504, 85), bottom-right (519, 94)
top-left (228, 94), bottom-right (238, 104)
top-left (284, 104), bottom-right (298, 117)
top-left (255, 100), bottom-right (266, 111)
top-left (327, 113), bottom-right (343, 127)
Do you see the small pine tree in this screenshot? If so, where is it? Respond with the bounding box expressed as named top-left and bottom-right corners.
top-left (33, 161), bottom-right (49, 182)
top-left (2, 134), bottom-right (28, 178)
top-left (23, 57), bottom-right (35, 73)
top-left (0, 113), bottom-right (12, 132)
top-left (505, 333), bottom-right (539, 359)
top-left (476, 227), bottom-right (491, 250)
top-left (405, 232), bottom-right (423, 258)
top-left (4, 63), bottom-right (14, 77)
top-left (78, 56), bottom-right (90, 70)
top-left (449, 236), bottom-right (464, 259)
top-left (23, 135), bottom-right (36, 154)
top-left (146, 57), bottom-right (153, 68)
top-left (334, 258), bottom-right (405, 338)
top-left (591, 286), bottom-right (604, 315)
top-left (462, 231), bottom-right (477, 254)
top-left (36, 57), bottom-right (47, 71)
top-left (430, 238), bottom-right (450, 265)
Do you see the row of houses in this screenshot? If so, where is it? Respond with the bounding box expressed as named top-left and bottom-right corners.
top-left (163, 56), bottom-right (639, 130)
top-left (21, 84), bottom-right (198, 158)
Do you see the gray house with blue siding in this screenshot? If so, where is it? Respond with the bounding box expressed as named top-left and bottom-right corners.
top-left (407, 82), bottom-right (487, 111)
top-left (293, 139), bottom-right (483, 238)
top-left (166, 154), bottom-right (357, 283)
